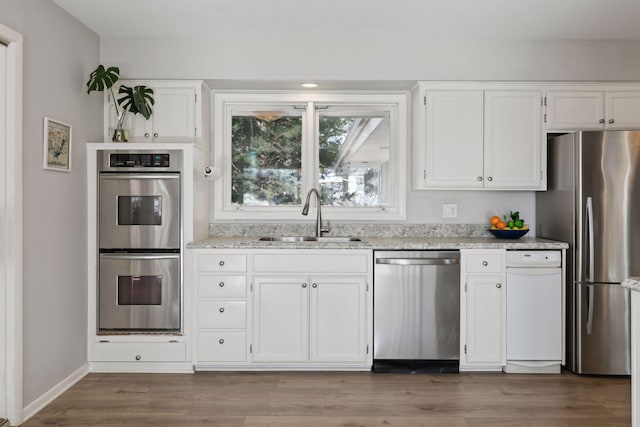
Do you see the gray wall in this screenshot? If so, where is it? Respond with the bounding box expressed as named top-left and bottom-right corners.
top-left (0, 0), bottom-right (101, 407)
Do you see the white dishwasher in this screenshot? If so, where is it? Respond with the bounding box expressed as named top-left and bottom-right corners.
top-left (505, 250), bottom-right (563, 374)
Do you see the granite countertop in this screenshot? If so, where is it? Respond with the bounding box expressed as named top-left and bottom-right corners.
top-left (187, 236), bottom-right (568, 250)
top-left (622, 277), bottom-right (640, 292)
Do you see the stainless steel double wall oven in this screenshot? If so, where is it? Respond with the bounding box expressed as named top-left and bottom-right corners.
top-left (98, 150), bottom-right (182, 333)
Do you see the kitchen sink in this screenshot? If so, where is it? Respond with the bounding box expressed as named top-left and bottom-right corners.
top-left (257, 236), bottom-right (362, 243)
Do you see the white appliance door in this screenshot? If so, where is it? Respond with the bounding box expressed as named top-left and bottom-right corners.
top-left (506, 268), bottom-right (562, 360)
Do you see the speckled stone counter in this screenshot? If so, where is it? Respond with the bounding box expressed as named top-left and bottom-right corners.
top-left (623, 277), bottom-right (640, 292)
top-left (190, 223), bottom-right (568, 250)
top-left (187, 236), bottom-right (568, 250)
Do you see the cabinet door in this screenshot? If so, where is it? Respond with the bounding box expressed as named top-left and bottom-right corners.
top-left (545, 91), bottom-right (604, 130)
top-left (484, 90), bottom-right (544, 190)
top-left (252, 276), bottom-right (309, 362)
top-left (464, 274), bottom-right (505, 365)
top-left (605, 91), bottom-right (640, 129)
top-left (152, 86), bottom-right (196, 140)
top-left (309, 276), bottom-right (367, 363)
top-left (424, 90), bottom-right (484, 188)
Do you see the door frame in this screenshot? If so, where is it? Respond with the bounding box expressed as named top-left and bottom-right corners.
top-left (0, 22), bottom-right (24, 426)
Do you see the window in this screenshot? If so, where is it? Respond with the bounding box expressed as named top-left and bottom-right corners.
top-left (213, 93), bottom-right (407, 220)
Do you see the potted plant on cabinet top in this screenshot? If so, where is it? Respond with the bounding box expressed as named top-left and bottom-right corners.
top-left (86, 65), bottom-right (155, 142)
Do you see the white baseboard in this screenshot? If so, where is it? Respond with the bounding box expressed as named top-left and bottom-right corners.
top-left (22, 363), bottom-right (89, 422)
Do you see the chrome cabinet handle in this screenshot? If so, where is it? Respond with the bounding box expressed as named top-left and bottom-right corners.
top-left (312, 283), bottom-right (318, 288)
top-left (219, 339), bottom-right (224, 344)
top-left (599, 118), bottom-right (605, 124)
top-left (135, 355), bottom-right (141, 361)
top-left (219, 282), bottom-right (224, 287)
top-left (496, 283), bottom-right (502, 288)
top-left (154, 132), bottom-right (159, 137)
top-left (219, 261), bottom-right (225, 266)
top-left (482, 261), bottom-right (488, 266)
top-left (219, 307), bottom-right (225, 313)
top-left (609, 119), bottom-right (615, 124)
top-left (302, 283), bottom-right (307, 288)
top-left (487, 177), bottom-right (493, 182)
top-left (477, 176), bottom-right (483, 181)
top-left (144, 132), bottom-right (150, 138)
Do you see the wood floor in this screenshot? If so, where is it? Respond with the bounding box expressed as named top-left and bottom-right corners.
top-left (22, 371), bottom-right (630, 426)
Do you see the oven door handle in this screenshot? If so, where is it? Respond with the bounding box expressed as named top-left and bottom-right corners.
top-left (100, 254), bottom-right (180, 260)
top-left (99, 174), bottom-right (180, 180)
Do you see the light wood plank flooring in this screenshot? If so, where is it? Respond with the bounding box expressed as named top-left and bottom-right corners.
top-left (23, 371), bottom-right (630, 426)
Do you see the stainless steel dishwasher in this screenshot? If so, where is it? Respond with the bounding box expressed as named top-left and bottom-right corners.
top-left (374, 250), bottom-right (460, 373)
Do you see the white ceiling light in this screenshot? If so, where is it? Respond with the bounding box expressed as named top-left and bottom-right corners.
top-left (301, 83), bottom-right (318, 88)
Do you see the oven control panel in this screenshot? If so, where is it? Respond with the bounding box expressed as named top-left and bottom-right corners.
top-left (110, 153), bottom-right (171, 168)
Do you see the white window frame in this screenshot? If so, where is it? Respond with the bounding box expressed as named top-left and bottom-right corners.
top-left (212, 92), bottom-right (407, 221)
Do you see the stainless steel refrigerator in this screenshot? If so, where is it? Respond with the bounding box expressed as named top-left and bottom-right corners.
top-left (536, 131), bottom-right (639, 375)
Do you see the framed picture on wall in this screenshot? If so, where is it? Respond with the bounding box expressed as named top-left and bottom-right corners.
top-left (43, 117), bottom-right (72, 172)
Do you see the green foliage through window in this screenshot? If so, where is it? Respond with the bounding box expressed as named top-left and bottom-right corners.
top-left (231, 115), bottom-right (303, 206)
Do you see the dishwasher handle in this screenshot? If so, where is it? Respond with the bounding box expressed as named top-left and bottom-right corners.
top-left (375, 257), bottom-right (459, 266)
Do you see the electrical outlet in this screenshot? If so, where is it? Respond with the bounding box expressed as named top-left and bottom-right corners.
top-left (442, 203), bottom-right (458, 218)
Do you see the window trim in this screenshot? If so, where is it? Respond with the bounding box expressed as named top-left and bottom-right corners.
top-left (212, 91), bottom-right (407, 221)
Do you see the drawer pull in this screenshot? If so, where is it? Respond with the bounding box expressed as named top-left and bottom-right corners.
top-left (312, 283), bottom-right (318, 288)
top-left (219, 281), bottom-right (225, 287)
top-left (219, 260), bottom-right (225, 266)
top-left (482, 261), bottom-right (488, 266)
top-left (496, 283), bottom-right (502, 289)
top-left (219, 307), bottom-right (225, 313)
top-left (135, 354), bottom-right (141, 361)
top-left (219, 339), bottom-right (225, 344)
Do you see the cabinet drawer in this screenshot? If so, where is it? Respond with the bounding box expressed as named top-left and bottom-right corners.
top-left (198, 300), bottom-right (246, 329)
top-left (199, 274), bottom-right (247, 298)
top-left (254, 253), bottom-right (368, 273)
top-left (92, 341), bottom-right (186, 362)
top-left (198, 254), bottom-right (247, 272)
top-left (197, 331), bottom-right (246, 362)
top-left (466, 254), bottom-right (504, 273)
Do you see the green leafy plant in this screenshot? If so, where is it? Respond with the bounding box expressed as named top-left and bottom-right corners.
top-left (86, 64), bottom-right (155, 141)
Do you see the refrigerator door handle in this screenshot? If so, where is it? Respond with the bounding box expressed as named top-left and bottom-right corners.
top-left (586, 197), bottom-right (595, 282)
top-left (586, 284), bottom-right (595, 335)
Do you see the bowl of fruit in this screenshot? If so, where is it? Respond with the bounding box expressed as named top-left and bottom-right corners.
top-left (489, 211), bottom-right (529, 239)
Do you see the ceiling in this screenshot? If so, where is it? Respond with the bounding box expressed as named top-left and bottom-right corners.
top-left (54, 0), bottom-right (640, 41)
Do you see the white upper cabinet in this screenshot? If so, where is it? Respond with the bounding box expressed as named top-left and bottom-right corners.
top-left (484, 90), bottom-right (544, 190)
top-left (413, 83), bottom-right (545, 191)
top-left (605, 91), bottom-right (640, 129)
top-left (423, 90), bottom-right (484, 189)
top-left (545, 89), bottom-right (640, 130)
top-left (104, 80), bottom-right (210, 147)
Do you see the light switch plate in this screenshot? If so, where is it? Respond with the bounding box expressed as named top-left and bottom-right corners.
top-left (442, 203), bottom-right (458, 218)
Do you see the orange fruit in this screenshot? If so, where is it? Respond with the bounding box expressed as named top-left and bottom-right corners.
top-left (490, 215), bottom-right (501, 226)
top-left (496, 221), bottom-right (506, 230)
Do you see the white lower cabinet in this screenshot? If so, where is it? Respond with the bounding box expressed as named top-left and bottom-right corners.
top-left (193, 251), bottom-right (249, 366)
top-left (192, 249), bottom-right (372, 370)
top-left (252, 275), bottom-right (368, 364)
top-left (460, 249), bottom-right (506, 371)
top-left (252, 276), bottom-right (309, 362)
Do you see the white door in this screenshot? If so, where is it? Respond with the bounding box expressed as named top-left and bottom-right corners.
top-left (252, 276), bottom-right (309, 362)
top-left (545, 90), bottom-right (604, 131)
top-left (152, 87), bottom-right (196, 140)
top-left (0, 23), bottom-right (23, 425)
top-left (0, 41), bottom-right (7, 421)
top-left (465, 274), bottom-right (505, 365)
top-left (484, 90), bottom-right (543, 189)
top-left (424, 90), bottom-right (484, 188)
top-left (309, 276), bottom-right (367, 363)
top-left (605, 91), bottom-right (640, 129)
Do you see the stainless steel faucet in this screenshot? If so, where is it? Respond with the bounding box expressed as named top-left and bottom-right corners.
top-left (301, 188), bottom-right (330, 237)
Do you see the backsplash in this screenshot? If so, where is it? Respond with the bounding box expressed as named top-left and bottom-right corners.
top-left (209, 223), bottom-right (491, 238)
